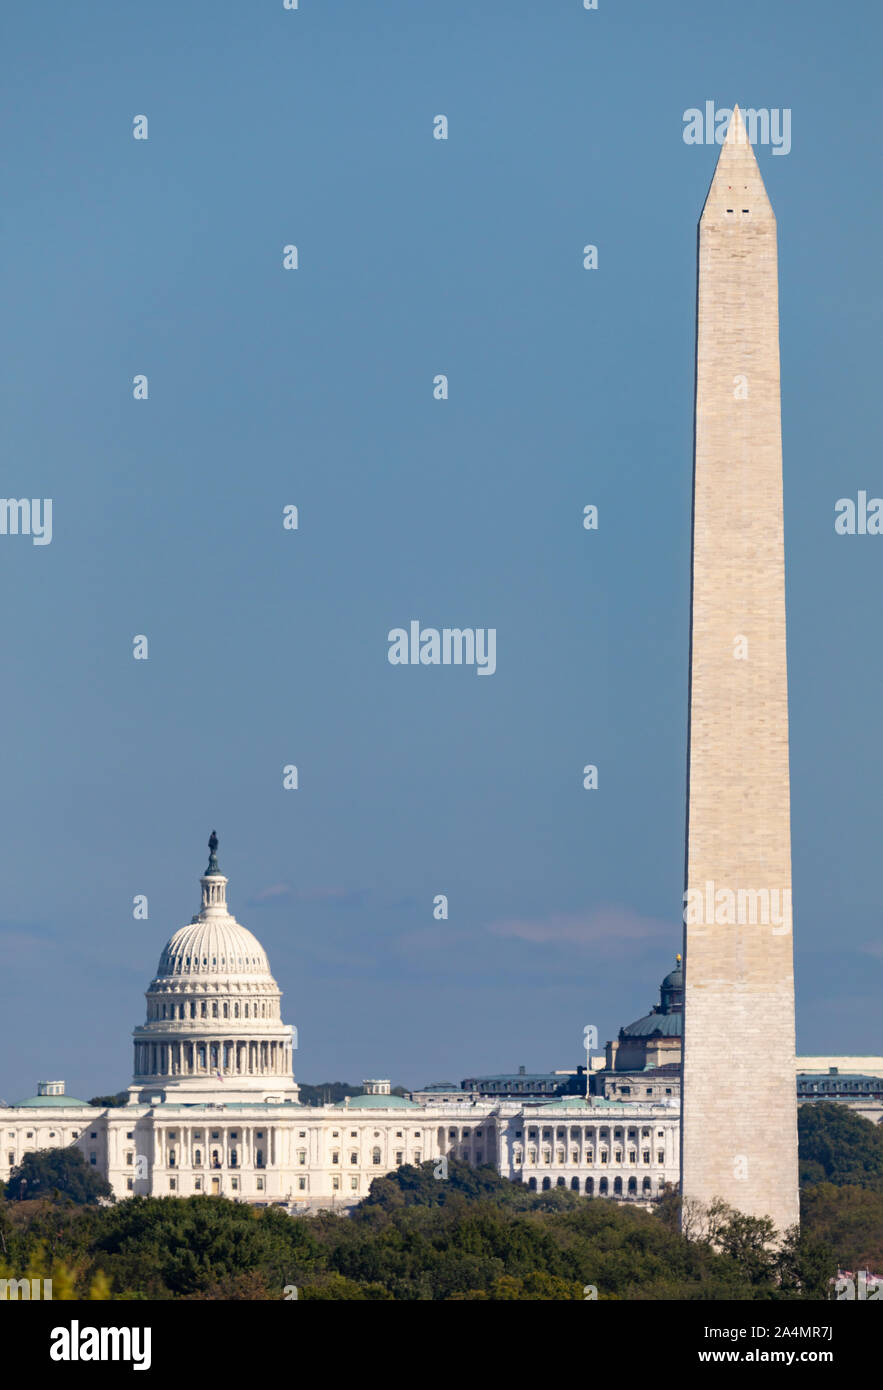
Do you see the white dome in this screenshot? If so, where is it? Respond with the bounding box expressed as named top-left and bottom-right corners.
top-left (156, 917), bottom-right (271, 980)
top-left (130, 834), bottom-right (299, 1106)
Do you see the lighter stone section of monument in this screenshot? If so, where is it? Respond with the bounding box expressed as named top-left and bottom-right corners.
top-left (681, 106), bottom-right (799, 1235)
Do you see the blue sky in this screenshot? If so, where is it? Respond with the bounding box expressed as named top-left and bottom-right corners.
top-left (1, 1), bottom-right (880, 1101)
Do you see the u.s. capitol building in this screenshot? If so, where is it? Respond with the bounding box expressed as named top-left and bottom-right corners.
top-left (0, 837), bottom-right (680, 1209)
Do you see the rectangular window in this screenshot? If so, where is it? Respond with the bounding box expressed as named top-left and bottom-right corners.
top-left (350, 1153), bottom-right (358, 1164)
top-left (257, 1177), bottom-right (265, 1191)
top-left (332, 1152), bottom-right (339, 1164)
top-left (126, 1152), bottom-right (134, 1165)
top-left (195, 1178), bottom-right (202, 1191)
top-left (169, 1177), bottom-right (176, 1191)
top-left (350, 1176), bottom-right (358, 1190)
top-left (332, 1175), bottom-right (341, 1190)
top-left (127, 1179), bottom-right (134, 1191)
top-left (297, 1177), bottom-right (305, 1191)
top-left (413, 1151), bottom-right (421, 1164)
top-left (90, 1153), bottom-right (97, 1165)
top-left (231, 1177), bottom-right (239, 1191)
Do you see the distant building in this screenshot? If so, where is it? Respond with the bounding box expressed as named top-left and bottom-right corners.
top-left (0, 836), bottom-right (679, 1212)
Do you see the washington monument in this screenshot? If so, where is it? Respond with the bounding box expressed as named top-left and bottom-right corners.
top-left (681, 106), bottom-right (799, 1235)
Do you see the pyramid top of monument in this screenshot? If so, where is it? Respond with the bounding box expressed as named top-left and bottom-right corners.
top-left (700, 105), bottom-right (774, 226)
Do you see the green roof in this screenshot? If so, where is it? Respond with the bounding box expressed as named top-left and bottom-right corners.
top-left (621, 1010), bottom-right (682, 1039)
top-left (13, 1095), bottom-right (92, 1108)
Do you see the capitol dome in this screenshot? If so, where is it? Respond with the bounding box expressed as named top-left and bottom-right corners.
top-left (156, 918), bottom-right (271, 980)
top-left (130, 833), bottom-right (299, 1106)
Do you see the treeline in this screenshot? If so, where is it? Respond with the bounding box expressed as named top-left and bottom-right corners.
top-left (0, 1159), bottom-right (835, 1301)
top-left (0, 1101), bottom-right (878, 1299)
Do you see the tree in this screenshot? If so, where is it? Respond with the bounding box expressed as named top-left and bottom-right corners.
top-left (88, 1091), bottom-right (130, 1108)
top-left (5, 1149), bottom-right (113, 1205)
top-left (775, 1224), bottom-right (838, 1299)
top-left (799, 1102), bottom-right (883, 1190)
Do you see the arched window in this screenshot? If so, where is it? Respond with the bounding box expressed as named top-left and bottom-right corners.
top-left (599, 1178), bottom-right (608, 1195)
top-left (541, 1177), bottom-right (551, 1190)
top-left (642, 1177), bottom-right (652, 1194)
top-left (614, 1177), bottom-right (623, 1195)
top-left (528, 1177), bottom-right (537, 1191)
top-left (628, 1177), bottom-right (637, 1195)
top-left (570, 1177), bottom-right (579, 1190)
top-left (372, 1147), bottom-right (382, 1165)
top-left (585, 1177), bottom-right (594, 1195)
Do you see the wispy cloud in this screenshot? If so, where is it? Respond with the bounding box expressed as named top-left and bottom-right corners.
top-left (487, 907), bottom-right (672, 952)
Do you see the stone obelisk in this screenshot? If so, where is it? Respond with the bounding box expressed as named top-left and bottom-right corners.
top-left (681, 106), bottom-right (799, 1236)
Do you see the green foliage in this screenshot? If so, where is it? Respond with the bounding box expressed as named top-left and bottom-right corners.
top-left (295, 1082), bottom-right (363, 1107)
top-left (5, 1148), bottom-right (113, 1205)
top-left (798, 1102), bottom-right (883, 1190)
top-left (800, 1183), bottom-right (883, 1275)
top-left (88, 1091), bottom-right (131, 1108)
top-left (0, 1146), bottom-right (874, 1300)
top-left (86, 1196), bottom-right (322, 1298)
